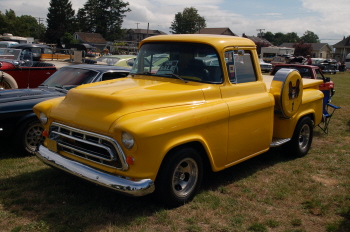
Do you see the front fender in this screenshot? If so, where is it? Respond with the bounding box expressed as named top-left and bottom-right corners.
top-left (110, 100), bottom-right (230, 180)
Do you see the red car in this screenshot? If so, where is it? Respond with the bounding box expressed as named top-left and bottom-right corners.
top-left (0, 48), bottom-right (57, 89)
top-left (270, 64), bottom-right (335, 97)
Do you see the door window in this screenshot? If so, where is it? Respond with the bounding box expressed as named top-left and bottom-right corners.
top-left (225, 50), bottom-right (257, 84)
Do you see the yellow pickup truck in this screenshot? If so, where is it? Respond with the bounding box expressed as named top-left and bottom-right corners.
top-left (33, 35), bottom-right (324, 207)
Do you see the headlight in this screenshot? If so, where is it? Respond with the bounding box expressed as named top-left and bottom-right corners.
top-left (39, 112), bottom-right (48, 125)
top-left (122, 132), bottom-right (134, 149)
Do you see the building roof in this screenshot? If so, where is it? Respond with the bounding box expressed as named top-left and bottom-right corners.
top-left (74, 32), bottom-right (107, 44)
top-left (127, 29), bottom-right (167, 35)
top-left (279, 42), bottom-right (331, 51)
top-left (195, 28), bottom-right (237, 36)
top-left (242, 34), bottom-right (272, 46)
top-left (333, 36), bottom-right (350, 48)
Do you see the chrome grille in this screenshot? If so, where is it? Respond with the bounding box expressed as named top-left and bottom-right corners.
top-left (49, 122), bottom-right (128, 170)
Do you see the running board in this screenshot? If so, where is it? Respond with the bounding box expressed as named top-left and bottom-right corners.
top-left (270, 138), bottom-right (291, 147)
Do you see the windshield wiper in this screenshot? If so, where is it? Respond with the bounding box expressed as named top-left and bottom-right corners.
top-left (38, 84), bottom-right (48, 87)
top-left (165, 73), bottom-right (188, 83)
top-left (55, 85), bottom-right (65, 89)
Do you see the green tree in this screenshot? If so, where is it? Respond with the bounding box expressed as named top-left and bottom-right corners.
top-left (61, 32), bottom-right (79, 44)
top-left (300, 30), bottom-right (320, 43)
top-left (0, 10), bottom-right (45, 40)
top-left (263, 31), bottom-right (275, 44)
top-left (77, 0), bottom-right (131, 41)
top-left (170, 7), bottom-right (206, 34)
top-left (284, 32), bottom-right (300, 43)
top-left (272, 32), bottom-right (286, 46)
top-left (46, 0), bottom-right (76, 44)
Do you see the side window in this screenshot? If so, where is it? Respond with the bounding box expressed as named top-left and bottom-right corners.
top-left (101, 72), bottom-right (129, 81)
top-left (31, 48), bottom-right (41, 54)
top-left (225, 50), bottom-right (257, 84)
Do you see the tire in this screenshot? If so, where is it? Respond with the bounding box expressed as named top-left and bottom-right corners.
top-left (155, 146), bottom-right (203, 207)
top-left (0, 72), bottom-right (18, 89)
top-left (287, 117), bottom-right (313, 158)
top-left (14, 118), bottom-right (44, 155)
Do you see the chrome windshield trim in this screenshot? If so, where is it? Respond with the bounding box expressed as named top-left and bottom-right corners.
top-left (36, 145), bottom-right (154, 197)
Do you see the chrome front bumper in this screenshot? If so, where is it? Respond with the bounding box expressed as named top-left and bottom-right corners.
top-left (35, 145), bottom-right (155, 197)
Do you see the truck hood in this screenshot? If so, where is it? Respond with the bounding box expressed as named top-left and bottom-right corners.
top-left (49, 77), bottom-right (206, 132)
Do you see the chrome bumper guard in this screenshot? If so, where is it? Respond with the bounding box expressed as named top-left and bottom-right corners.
top-left (36, 145), bottom-right (155, 197)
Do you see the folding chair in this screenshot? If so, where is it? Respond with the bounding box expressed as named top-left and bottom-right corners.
top-left (318, 90), bottom-right (341, 134)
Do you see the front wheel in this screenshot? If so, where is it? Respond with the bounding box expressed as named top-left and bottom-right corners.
top-left (0, 72), bottom-right (18, 89)
top-left (14, 118), bottom-right (44, 155)
top-left (155, 146), bottom-right (203, 207)
top-left (286, 117), bottom-right (314, 158)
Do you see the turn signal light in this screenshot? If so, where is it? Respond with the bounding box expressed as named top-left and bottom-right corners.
top-left (42, 130), bottom-right (49, 138)
top-left (126, 156), bottom-right (134, 165)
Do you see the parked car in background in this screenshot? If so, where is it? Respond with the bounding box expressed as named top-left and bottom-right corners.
top-left (311, 58), bottom-right (338, 74)
top-left (95, 55), bottom-right (136, 67)
top-left (0, 41), bottom-right (19, 48)
top-left (259, 59), bottom-right (272, 72)
top-left (9, 43), bottom-right (53, 61)
top-left (0, 48), bottom-right (57, 89)
top-left (345, 53), bottom-right (350, 69)
top-left (0, 64), bottom-right (131, 155)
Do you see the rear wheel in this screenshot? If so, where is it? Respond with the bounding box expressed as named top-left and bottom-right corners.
top-left (287, 117), bottom-right (313, 158)
top-left (155, 146), bottom-right (203, 207)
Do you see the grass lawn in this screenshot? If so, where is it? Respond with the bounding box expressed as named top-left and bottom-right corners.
top-left (1, 71), bottom-right (349, 232)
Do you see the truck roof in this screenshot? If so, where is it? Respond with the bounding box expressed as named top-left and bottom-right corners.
top-left (140, 34), bottom-right (256, 51)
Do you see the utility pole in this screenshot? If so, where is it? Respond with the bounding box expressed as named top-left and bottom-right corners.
top-left (135, 23), bottom-right (140, 29)
top-left (36, 17), bottom-right (44, 41)
top-left (256, 29), bottom-right (265, 38)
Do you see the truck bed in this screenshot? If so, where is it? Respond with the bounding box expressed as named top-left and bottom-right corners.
top-left (262, 75), bottom-right (324, 90)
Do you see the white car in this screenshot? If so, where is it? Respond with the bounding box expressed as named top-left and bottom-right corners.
top-left (259, 59), bottom-right (272, 72)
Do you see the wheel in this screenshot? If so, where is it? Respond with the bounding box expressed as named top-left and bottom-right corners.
top-left (14, 118), bottom-right (44, 155)
top-left (286, 117), bottom-right (313, 158)
top-left (0, 72), bottom-right (18, 89)
top-left (155, 146), bottom-right (203, 207)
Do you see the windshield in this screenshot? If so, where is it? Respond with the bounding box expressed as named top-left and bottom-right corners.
top-left (130, 43), bottom-right (222, 83)
top-left (42, 67), bottom-right (99, 90)
top-left (0, 48), bottom-right (22, 60)
top-left (96, 56), bottom-right (121, 66)
top-left (315, 69), bottom-right (325, 80)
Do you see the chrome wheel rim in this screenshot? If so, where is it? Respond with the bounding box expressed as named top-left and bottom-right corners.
top-left (25, 123), bottom-right (44, 152)
top-left (298, 124), bottom-right (310, 151)
top-left (172, 158), bottom-right (198, 198)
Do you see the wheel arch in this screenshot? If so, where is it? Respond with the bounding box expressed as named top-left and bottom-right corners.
top-left (0, 71), bottom-right (18, 89)
top-left (15, 112), bottom-right (38, 128)
top-left (156, 141), bottom-right (212, 181)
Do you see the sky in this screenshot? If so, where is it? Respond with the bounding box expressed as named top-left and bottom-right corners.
top-left (1, 0), bottom-right (349, 45)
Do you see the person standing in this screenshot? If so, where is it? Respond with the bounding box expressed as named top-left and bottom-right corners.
top-left (102, 49), bottom-right (111, 56)
top-left (305, 55), bottom-right (312, 65)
